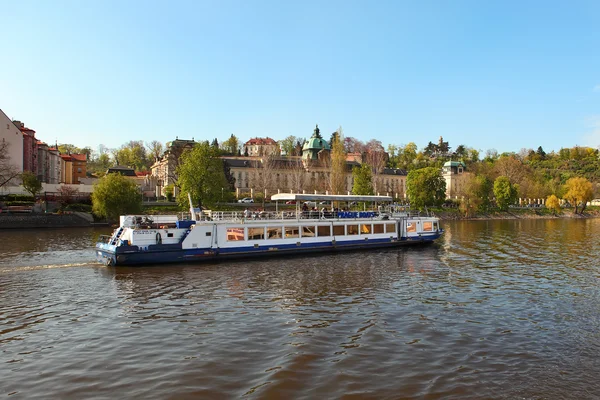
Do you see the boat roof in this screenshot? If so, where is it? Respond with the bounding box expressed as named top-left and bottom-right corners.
top-left (270, 193), bottom-right (393, 202)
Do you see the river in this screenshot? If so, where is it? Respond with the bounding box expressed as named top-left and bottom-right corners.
top-left (1, 219), bottom-right (599, 399)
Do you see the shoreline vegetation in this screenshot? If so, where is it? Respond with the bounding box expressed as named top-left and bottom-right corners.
top-left (434, 207), bottom-right (600, 220)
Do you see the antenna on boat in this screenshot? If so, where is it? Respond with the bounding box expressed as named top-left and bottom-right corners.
top-left (188, 193), bottom-right (197, 221)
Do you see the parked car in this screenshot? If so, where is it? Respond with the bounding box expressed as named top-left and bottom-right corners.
top-left (238, 197), bottom-right (254, 203)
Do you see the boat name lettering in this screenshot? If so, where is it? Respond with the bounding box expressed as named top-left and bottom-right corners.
top-left (337, 211), bottom-right (376, 218)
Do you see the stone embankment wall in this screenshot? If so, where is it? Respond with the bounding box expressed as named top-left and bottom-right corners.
top-left (0, 213), bottom-right (93, 229)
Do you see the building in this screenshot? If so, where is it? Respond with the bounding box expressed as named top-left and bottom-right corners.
top-left (442, 161), bottom-right (470, 198)
top-left (150, 138), bottom-right (196, 196)
top-left (47, 146), bottom-right (61, 184)
top-left (0, 109), bottom-right (23, 186)
top-left (60, 153), bottom-right (87, 184)
top-left (243, 137), bottom-right (279, 157)
top-left (13, 120), bottom-right (37, 174)
top-left (301, 125), bottom-right (330, 164)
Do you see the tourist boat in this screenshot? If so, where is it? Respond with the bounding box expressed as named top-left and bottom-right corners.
top-left (95, 194), bottom-right (443, 266)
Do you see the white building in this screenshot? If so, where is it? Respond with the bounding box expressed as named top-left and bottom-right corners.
top-left (0, 108), bottom-right (24, 185)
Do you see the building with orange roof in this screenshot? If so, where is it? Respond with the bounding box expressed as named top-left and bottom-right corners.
top-left (60, 153), bottom-right (87, 184)
top-left (243, 137), bottom-right (279, 157)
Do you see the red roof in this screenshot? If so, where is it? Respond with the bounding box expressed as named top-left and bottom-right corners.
top-left (70, 153), bottom-right (87, 161)
top-left (245, 137), bottom-right (277, 146)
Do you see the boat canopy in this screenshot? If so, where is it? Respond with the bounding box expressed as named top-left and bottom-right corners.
top-left (270, 193), bottom-right (393, 203)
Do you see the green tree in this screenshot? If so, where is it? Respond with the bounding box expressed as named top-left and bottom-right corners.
top-left (493, 176), bottom-right (518, 211)
top-left (279, 135), bottom-right (298, 156)
top-left (546, 194), bottom-right (561, 216)
top-left (563, 176), bottom-right (593, 214)
top-left (163, 184), bottom-right (174, 201)
top-left (21, 171), bottom-right (42, 198)
top-left (352, 164), bottom-right (373, 195)
top-left (406, 167), bottom-right (446, 210)
top-left (222, 134), bottom-right (240, 156)
top-left (460, 174), bottom-right (492, 216)
top-left (176, 141), bottom-right (229, 209)
top-left (92, 173), bottom-right (142, 221)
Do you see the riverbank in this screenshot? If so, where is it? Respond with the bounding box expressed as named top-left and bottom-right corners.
top-left (435, 208), bottom-right (600, 220)
top-left (0, 212), bottom-right (103, 229)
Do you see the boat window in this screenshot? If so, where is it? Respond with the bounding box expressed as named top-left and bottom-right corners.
top-left (423, 221), bottom-right (433, 231)
top-left (226, 227), bottom-right (245, 241)
top-left (317, 225), bottom-right (331, 237)
top-left (267, 227), bottom-right (282, 239)
top-left (333, 225), bottom-right (345, 236)
top-left (386, 223), bottom-right (396, 233)
top-left (361, 224), bottom-right (372, 234)
top-left (433, 222), bottom-right (438, 231)
top-left (248, 227), bottom-right (265, 240)
top-left (347, 224), bottom-right (359, 235)
top-left (285, 226), bottom-right (300, 239)
top-left (406, 222), bottom-right (416, 232)
top-left (302, 226), bottom-right (316, 237)
top-left (373, 224), bottom-right (384, 234)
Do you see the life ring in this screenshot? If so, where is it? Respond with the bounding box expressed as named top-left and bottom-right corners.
top-left (156, 232), bottom-right (162, 245)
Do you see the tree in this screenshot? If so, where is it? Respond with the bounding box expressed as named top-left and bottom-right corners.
top-left (546, 194), bottom-right (561, 216)
top-left (176, 141), bottom-right (229, 209)
top-left (406, 167), bottom-right (446, 210)
top-left (114, 140), bottom-right (150, 171)
top-left (222, 134), bottom-right (240, 156)
top-left (563, 176), bottom-right (593, 214)
top-left (92, 173), bottom-right (142, 221)
top-left (493, 176), bottom-right (518, 211)
top-left (57, 185), bottom-right (80, 209)
top-left (146, 140), bottom-right (164, 163)
top-left (250, 153), bottom-right (278, 206)
top-left (364, 139), bottom-right (387, 193)
top-left (352, 164), bottom-right (373, 195)
top-left (460, 174), bottom-right (492, 216)
top-left (0, 140), bottom-right (20, 188)
top-left (21, 171), bottom-right (42, 198)
top-left (279, 135), bottom-right (298, 156)
top-left (329, 127), bottom-right (347, 195)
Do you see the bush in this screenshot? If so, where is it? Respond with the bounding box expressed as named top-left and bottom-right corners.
top-left (65, 203), bottom-right (93, 212)
top-left (3, 201), bottom-right (35, 206)
top-left (0, 194), bottom-right (34, 202)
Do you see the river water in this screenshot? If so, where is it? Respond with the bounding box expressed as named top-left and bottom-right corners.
top-left (1, 219), bottom-right (599, 399)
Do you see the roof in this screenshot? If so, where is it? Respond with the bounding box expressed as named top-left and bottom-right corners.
top-left (70, 153), bottom-right (87, 161)
top-left (107, 166), bottom-right (136, 176)
top-left (271, 193), bottom-right (393, 202)
top-left (245, 137), bottom-right (278, 146)
top-left (443, 161), bottom-right (465, 167)
top-left (302, 136), bottom-right (330, 151)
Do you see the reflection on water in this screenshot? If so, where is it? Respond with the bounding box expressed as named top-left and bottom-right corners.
top-left (1, 220), bottom-right (599, 399)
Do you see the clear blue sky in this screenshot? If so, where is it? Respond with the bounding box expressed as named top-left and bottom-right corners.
top-left (2, 0), bottom-right (599, 155)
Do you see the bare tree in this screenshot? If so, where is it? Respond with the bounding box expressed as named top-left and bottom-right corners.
top-left (329, 127), bottom-right (347, 195)
top-left (146, 140), bottom-right (164, 163)
top-left (0, 140), bottom-right (20, 188)
top-left (364, 139), bottom-right (387, 194)
top-left (250, 154), bottom-right (277, 205)
top-left (287, 157), bottom-right (307, 193)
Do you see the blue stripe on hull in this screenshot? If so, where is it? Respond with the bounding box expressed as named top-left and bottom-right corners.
top-left (96, 233), bottom-right (442, 266)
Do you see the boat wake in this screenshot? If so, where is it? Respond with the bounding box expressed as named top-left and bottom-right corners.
top-left (0, 262), bottom-right (104, 274)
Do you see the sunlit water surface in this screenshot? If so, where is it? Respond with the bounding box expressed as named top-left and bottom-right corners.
top-left (1, 220), bottom-right (599, 399)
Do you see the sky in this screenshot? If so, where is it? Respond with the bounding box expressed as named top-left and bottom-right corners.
top-left (1, 0), bottom-right (599, 156)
